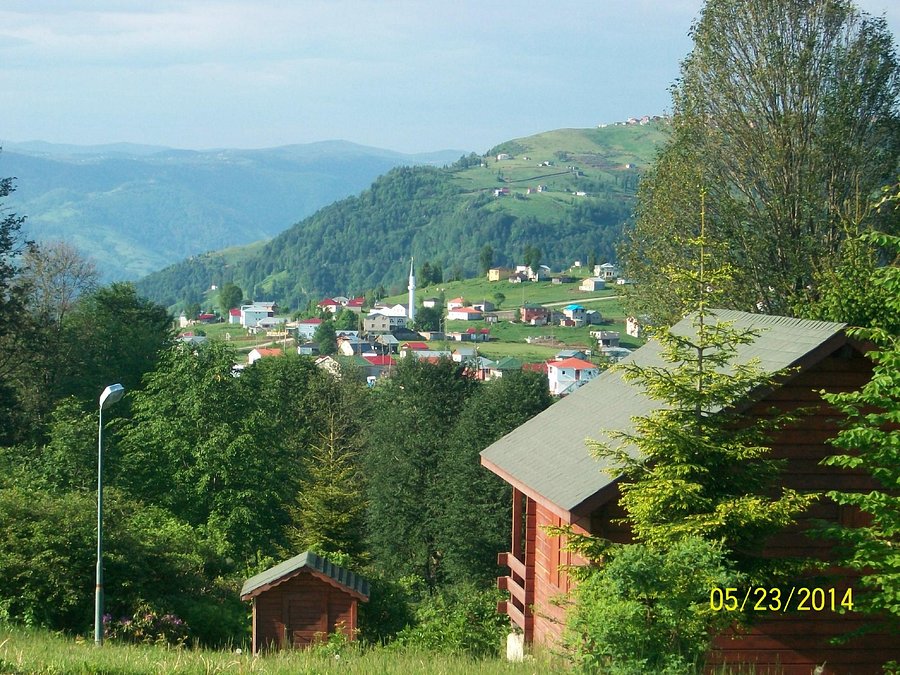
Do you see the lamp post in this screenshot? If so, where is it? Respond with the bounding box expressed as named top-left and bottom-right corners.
top-left (95, 383), bottom-right (125, 645)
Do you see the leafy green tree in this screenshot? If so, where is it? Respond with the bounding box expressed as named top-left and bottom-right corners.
top-left (479, 244), bottom-right (494, 275)
top-left (0, 175), bottom-right (34, 444)
top-left (523, 244), bottom-right (541, 274)
top-left (333, 307), bottom-right (359, 332)
top-left (622, 0), bottom-right (900, 325)
top-left (565, 538), bottom-right (739, 674)
top-left (816, 226), bottom-right (900, 651)
top-left (62, 283), bottom-right (172, 403)
top-left (313, 319), bottom-right (338, 355)
top-left (413, 304), bottom-right (442, 332)
top-left (364, 357), bottom-right (476, 587)
top-left (491, 291), bottom-right (505, 308)
top-left (217, 283), bottom-right (243, 315)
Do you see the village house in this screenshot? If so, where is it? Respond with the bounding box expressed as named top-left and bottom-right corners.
top-left (488, 356), bottom-right (523, 380)
top-left (447, 306), bottom-right (483, 321)
top-left (560, 304), bottom-right (586, 327)
top-left (626, 315), bottom-right (646, 339)
top-left (590, 330), bottom-right (620, 348)
top-left (593, 262), bottom-right (619, 280)
top-left (247, 347), bottom-right (283, 365)
top-left (519, 304), bottom-right (551, 326)
top-left (294, 317), bottom-right (323, 341)
top-left (363, 310), bottom-right (406, 334)
top-left (481, 310), bottom-right (900, 672)
top-left (579, 277), bottom-right (606, 292)
top-left (317, 298), bottom-right (342, 314)
top-left (447, 327), bottom-right (491, 342)
top-left (546, 357), bottom-right (599, 396)
top-left (446, 297), bottom-right (467, 311)
top-left (228, 308), bottom-right (242, 325)
top-left (488, 267), bottom-right (515, 282)
top-left (240, 304), bottom-right (275, 329)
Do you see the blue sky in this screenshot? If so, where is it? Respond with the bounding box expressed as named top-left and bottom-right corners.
top-left (1, 1), bottom-right (897, 154)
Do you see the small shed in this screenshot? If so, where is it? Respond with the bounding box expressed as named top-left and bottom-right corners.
top-left (240, 551), bottom-right (369, 653)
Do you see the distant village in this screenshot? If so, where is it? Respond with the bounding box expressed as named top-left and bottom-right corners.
top-left (178, 261), bottom-right (641, 397)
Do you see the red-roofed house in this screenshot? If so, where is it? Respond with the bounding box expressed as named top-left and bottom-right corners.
top-left (317, 298), bottom-right (341, 314)
top-left (362, 354), bottom-right (395, 379)
top-left (229, 308), bottom-right (242, 325)
top-left (248, 348), bottom-right (284, 365)
top-left (447, 297), bottom-right (467, 311)
top-left (345, 296), bottom-right (366, 314)
top-left (546, 357), bottom-right (599, 396)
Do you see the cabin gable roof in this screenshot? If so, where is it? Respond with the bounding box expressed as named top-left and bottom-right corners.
top-left (240, 551), bottom-right (369, 601)
top-left (480, 309), bottom-right (849, 522)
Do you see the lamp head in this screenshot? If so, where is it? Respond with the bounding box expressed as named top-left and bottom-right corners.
top-left (99, 384), bottom-right (125, 410)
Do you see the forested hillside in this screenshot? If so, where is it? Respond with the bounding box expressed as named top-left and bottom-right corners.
top-left (0, 141), bottom-right (460, 280)
top-left (136, 124), bottom-right (666, 309)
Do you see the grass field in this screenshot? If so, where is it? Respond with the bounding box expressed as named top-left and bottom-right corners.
top-left (0, 625), bottom-right (557, 675)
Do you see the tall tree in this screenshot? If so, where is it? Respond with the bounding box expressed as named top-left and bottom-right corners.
top-left (62, 283), bottom-right (172, 402)
top-left (0, 174), bottom-right (34, 443)
top-left (217, 283), bottom-right (243, 315)
top-left (479, 244), bottom-right (494, 275)
top-left (437, 371), bottom-right (552, 586)
top-left (622, 0), bottom-right (900, 325)
top-left (364, 357), bottom-right (476, 587)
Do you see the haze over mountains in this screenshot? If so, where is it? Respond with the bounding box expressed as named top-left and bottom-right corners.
top-left (0, 140), bottom-right (462, 280)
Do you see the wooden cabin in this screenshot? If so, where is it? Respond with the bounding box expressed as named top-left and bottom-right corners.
top-left (481, 310), bottom-right (900, 674)
top-left (240, 551), bottom-right (369, 653)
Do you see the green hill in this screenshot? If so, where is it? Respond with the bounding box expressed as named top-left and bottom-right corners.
top-left (135, 123), bottom-right (668, 310)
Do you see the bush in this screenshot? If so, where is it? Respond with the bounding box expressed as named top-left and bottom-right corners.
top-left (565, 538), bottom-right (741, 674)
top-left (392, 584), bottom-right (507, 659)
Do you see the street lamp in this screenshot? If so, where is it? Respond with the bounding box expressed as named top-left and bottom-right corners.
top-left (95, 383), bottom-right (125, 645)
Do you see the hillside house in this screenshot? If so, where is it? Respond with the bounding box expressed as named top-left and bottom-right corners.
top-left (591, 330), bottom-right (620, 348)
top-left (363, 311), bottom-right (407, 334)
top-left (297, 342), bottom-right (319, 356)
top-left (579, 277), bottom-right (605, 292)
top-left (361, 354), bottom-right (395, 378)
top-left (561, 304), bottom-right (586, 327)
top-left (448, 328), bottom-right (490, 342)
top-left (488, 268), bottom-right (515, 282)
top-left (626, 315), bottom-right (645, 339)
top-left (317, 298), bottom-right (341, 314)
top-left (481, 310), bottom-right (899, 673)
top-left (248, 348), bottom-right (283, 365)
top-left (593, 262), bottom-right (618, 280)
top-left (447, 297), bottom-right (467, 311)
top-left (295, 318), bottom-right (323, 341)
top-left (240, 304), bottom-right (274, 329)
top-left (345, 296), bottom-right (366, 313)
top-left (546, 357), bottom-right (599, 396)
top-left (472, 301), bottom-right (495, 313)
top-left (520, 304), bottom-right (551, 326)
top-left (228, 308), bottom-right (242, 325)
top-left (488, 356), bottom-right (523, 380)
top-left (241, 551), bottom-right (369, 654)
top-left (422, 297), bottom-right (441, 308)
top-left (447, 306), bottom-right (483, 321)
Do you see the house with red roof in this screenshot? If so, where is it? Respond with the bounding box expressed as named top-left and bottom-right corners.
top-left (229, 308), bottom-right (242, 325)
top-left (317, 298), bottom-right (342, 314)
top-left (546, 357), bottom-right (599, 396)
top-left (295, 317), bottom-right (323, 341)
top-left (248, 348), bottom-right (284, 365)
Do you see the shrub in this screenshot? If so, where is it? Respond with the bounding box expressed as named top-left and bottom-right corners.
top-left (565, 538), bottom-right (740, 674)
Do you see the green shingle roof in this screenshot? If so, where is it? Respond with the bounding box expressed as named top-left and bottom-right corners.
top-left (240, 551), bottom-right (370, 600)
top-left (480, 310), bottom-right (847, 520)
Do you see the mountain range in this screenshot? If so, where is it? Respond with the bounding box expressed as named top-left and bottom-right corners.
top-left (134, 123), bottom-right (668, 311)
top-left (0, 140), bottom-right (462, 280)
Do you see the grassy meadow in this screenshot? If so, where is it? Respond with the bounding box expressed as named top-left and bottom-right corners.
top-left (0, 625), bottom-right (557, 675)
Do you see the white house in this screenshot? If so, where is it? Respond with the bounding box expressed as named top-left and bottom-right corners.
top-left (295, 318), bottom-right (323, 340)
top-left (447, 307), bottom-right (483, 321)
top-left (579, 277), bottom-right (606, 292)
top-left (546, 357), bottom-right (600, 396)
top-left (594, 262), bottom-right (619, 280)
top-left (447, 297), bottom-right (467, 311)
top-left (626, 315), bottom-right (646, 339)
top-left (240, 304), bottom-right (274, 328)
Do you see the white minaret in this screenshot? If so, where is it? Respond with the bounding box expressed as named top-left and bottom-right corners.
top-left (408, 257), bottom-right (416, 324)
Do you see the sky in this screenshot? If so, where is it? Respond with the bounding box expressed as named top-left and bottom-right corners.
top-left (1, 1), bottom-right (898, 155)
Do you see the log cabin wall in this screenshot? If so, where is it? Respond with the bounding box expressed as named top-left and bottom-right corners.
top-left (709, 348), bottom-right (900, 675)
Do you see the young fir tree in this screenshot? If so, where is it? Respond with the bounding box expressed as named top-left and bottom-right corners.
top-left (595, 192), bottom-right (815, 581)
top-left (561, 192), bottom-right (818, 673)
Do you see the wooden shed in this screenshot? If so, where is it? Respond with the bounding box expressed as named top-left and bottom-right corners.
top-left (481, 310), bottom-right (900, 674)
top-left (240, 551), bottom-right (369, 653)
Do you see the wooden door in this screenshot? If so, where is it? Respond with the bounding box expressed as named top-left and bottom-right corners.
top-left (283, 590), bottom-right (328, 648)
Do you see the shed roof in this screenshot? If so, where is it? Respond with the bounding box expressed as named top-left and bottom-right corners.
top-left (480, 309), bottom-right (847, 522)
top-left (240, 551), bottom-right (369, 601)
